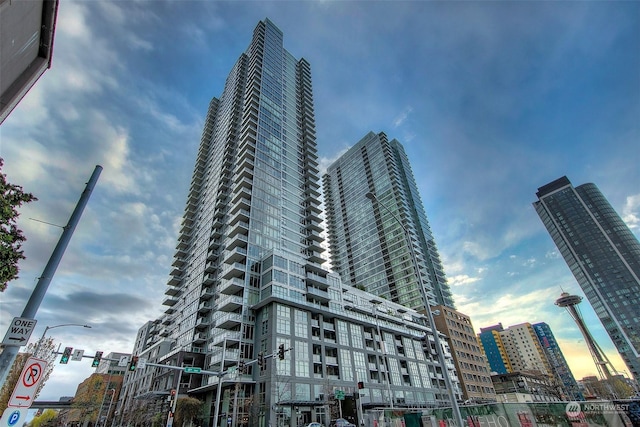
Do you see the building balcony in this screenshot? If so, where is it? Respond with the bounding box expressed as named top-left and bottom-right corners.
top-left (230, 197), bottom-right (251, 214)
top-left (171, 258), bottom-right (186, 268)
top-left (227, 233), bottom-right (248, 251)
top-left (304, 218), bottom-right (323, 233)
top-left (306, 287), bottom-right (329, 302)
top-left (203, 274), bottom-right (217, 286)
top-left (303, 250), bottom-right (324, 265)
top-left (229, 208), bottom-right (250, 225)
top-left (208, 238), bottom-right (221, 250)
top-left (227, 221), bottom-right (249, 238)
top-left (325, 356), bottom-right (338, 366)
top-left (224, 246), bottom-right (247, 265)
top-left (210, 348), bottom-right (240, 366)
top-left (205, 262), bottom-right (219, 274)
top-left (219, 277), bottom-right (244, 295)
top-left (193, 332), bottom-right (208, 344)
top-left (200, 287), bottom-right (214, 301)
top-left (306, 272), bottom-right (329, 289)
top-left (195, 318), bottom-right (211, 329)
top-left (217, 294), bottom-right (244, 312)
top-left (162, 296), bottom-right (178, 306)
top-left (198, 302), bottom-right (213, 313)
top-left (215, 312), bottom-right (243, 328)
top-left (210, 330), bottom-right (242, 347)
top-left (165, 285), bottom-right (183, 297)
top-left (222, 262), bottom-right (245, 280)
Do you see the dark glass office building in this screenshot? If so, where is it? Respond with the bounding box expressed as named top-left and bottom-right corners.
top-left (534, 176), bottom-right (640, 380)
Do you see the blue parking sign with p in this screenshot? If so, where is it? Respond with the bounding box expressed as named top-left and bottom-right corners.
top-left (0, 408), bottom-right (26, 427)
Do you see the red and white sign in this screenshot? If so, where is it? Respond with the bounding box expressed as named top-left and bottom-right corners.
top-left (8, 356), bottom-right (48, 408)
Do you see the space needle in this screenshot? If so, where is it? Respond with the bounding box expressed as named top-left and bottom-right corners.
top-left (555, 292), bottom-right (615, 381)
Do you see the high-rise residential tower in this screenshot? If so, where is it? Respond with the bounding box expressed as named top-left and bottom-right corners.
top-left (323, 131), bottom-right (455, 311)
top-left (534, 176), bottom-right (640, 379)
top-left (117, 20), bottom-right (462, 427)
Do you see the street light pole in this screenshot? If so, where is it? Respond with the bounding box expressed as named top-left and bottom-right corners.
top-left (33, 323), bottom-right (92, 356)
top-left (372, 302), bottom-right (394, 409)
top-left (0, 165), bottom-right (101, 386)
top-left (106, 388), bottom-right (117, 426)
top-left (366, 192), bottom-right (465, 427)
top-left (213, 340), bottom-right (227, 427)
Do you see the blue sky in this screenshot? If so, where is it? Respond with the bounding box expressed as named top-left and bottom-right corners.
top-left (1, 1), bottom-right (638, 400)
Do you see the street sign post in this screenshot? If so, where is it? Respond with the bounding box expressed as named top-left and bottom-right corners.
top-left (184, 367), bottom-right (201, 373)
top-left (8, 357), bottom-right (48, 408)
top-left (118, 356), bottom-right (129, 367)
top-left (1, 318), bottom-right (36, 347)
top-left (71, 349), bottom-right (84, 361)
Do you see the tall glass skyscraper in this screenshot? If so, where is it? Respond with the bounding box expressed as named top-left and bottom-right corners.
top-left (323, 131), bottom-right (455, 311)
top-left (161, 18), bottom-right (324, 425)
top-left (534, 176), bottom-right (640, 380)
top-left (118, 21), bottom-right (461, 427)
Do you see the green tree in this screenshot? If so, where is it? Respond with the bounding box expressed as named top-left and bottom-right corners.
top-left (175, 397), bottom-right (203, 427)
top-left (29, 409), bottom-right (58, 427)
top-left (0, 157), bottom-right (37, 291)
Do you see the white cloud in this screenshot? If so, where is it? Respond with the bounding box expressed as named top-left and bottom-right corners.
top-left (393, 106), bottom-right (413, 127)
top-left (448, 274), bottom-right (480, 287)
top-left (622, 194), bottom-right (640, 230)
top-left (318, 146), bottom-right (350, 176)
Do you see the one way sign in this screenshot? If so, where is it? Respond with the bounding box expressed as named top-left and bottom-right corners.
top-left (1, 317), bottom-right (37, 347)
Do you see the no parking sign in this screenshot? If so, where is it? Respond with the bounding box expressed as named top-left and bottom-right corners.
top-left (8, 356), bottom-right (48, 408)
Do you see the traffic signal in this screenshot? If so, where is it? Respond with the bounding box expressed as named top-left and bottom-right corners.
top-left (60, 347), bottom-right (73, 364)
top-left (128, 356), bottom-right (139, 371)
top-left (278, 344), bottom-right (285, 360)
top-left (257, 352), bottom-right (264, 367)
top-left (92, 351), bottom-right (103, 368)
top-left (357, 381), bottom-right (364, 389)
top-left (238, 360), bottom-right (245, 372)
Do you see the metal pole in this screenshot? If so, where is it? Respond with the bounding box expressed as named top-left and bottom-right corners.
top-left (372, 304), bottom-right (393, 409)
top-left (106, 389), bottom-right (116, 427)
top-left (0, 165), bottom-right (102, 386)
top-left (97, 372), bottom-right (114, 427)
top-left (166, 368), bottom-right (183, 427)
top-left (213, 341), bottom-right (227, 427)
top-left (366, 192), bottom-right (464, 427)
top-left (356, 371), bottom-right (364, 426)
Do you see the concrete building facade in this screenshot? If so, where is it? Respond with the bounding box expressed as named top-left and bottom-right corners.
top-left (432, 305), bottom-right (496, 403)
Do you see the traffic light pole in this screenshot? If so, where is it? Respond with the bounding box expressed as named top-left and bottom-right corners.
top-left (0, 165), bottom-right (102, 387)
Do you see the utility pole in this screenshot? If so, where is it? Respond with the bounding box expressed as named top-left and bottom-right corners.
top-left (0, 165), bottom-right (102, 386)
